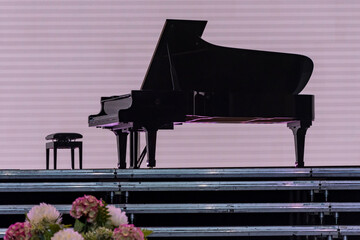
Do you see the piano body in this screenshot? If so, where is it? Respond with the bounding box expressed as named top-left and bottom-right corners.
top-left (89, 19), bottom-right (314, 169)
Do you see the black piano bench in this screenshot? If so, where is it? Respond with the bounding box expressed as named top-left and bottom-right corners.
top-left (45, 133), bottom-right (83, 170)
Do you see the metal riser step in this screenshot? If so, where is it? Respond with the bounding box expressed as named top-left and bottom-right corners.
top-left (1, 181), bottom-right (360, 192)
top-left (2, 202), bottom-right (358, 215)
top-left (0, 169), bottom-right (117, 179)
top-left (131, 226), bottom-right (360, 238)
top-left (0, 182), bottom-right (119, 192)
top-left (116, 167), bottom-right (360, 179)
top-left (2, 168), bottom-right (360, 180)
top-left (1, 226), bottom-right (359, 238)
top-left (118, 202), bottom-right (360, 214)
top-left (120, 181), bottom-right (360, 191)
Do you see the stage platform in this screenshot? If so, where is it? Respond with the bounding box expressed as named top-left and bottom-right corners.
top-left (1, 167), bottom-right (360, 239)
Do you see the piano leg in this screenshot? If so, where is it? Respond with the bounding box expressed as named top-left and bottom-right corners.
top-left (144, 127), bottom-right (157, 168)
top-left (113, 130), bottom-right (128, 169)
top-left (287, 121), bottom-right (311, 168)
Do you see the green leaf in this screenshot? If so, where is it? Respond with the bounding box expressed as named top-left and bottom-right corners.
top-left (42, 231), bottom-right (52, 240)
top-left (95, 201), bottom-right (111, 227)
top-left (30, 235), bottom-right (41, 240)
top-left (25, 213), bottom-right (30, 222)
top-left (74, 219), bottom-right (86, 233)
top-left (142, 229), bottom-right (153, 239)
top-left (48, 223), bottom-right (61, 234)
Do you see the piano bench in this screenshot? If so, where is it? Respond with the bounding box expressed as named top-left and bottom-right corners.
top-left (45, 133), bottom-right (83, 170)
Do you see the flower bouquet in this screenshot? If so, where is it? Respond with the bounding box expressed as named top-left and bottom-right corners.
top-left (4, 195), bottom-right (152, 240)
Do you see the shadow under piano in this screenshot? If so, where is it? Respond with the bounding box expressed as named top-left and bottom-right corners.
top-left (1, 167), bottom-right (360, 240)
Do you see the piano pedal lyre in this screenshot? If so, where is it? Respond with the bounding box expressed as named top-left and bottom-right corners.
top-left (129, 130), bottom-right (139, 168)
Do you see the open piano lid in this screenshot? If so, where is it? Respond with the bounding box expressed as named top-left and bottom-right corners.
top-left (141, 19), bottom-right (313, 95)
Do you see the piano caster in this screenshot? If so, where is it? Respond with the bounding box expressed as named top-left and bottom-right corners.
top-left (287, 121), bottom-right (311, 168)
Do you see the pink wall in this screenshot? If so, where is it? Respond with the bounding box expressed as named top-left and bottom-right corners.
top-left (0, 0), bottom-right (359, 169)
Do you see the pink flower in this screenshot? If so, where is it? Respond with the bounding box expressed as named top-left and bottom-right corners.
top-left (107, 205), bottom-right (128, 227)
top-left (51, 229), bottom-right (84, 240)
top-left (27, 203), bottom-right (61, 226)
top-left (113, 224), bottom-right (144, 240)
top-left (70, 195), bottom-right (103, 223)
top-left (4, 222), bottom-right (32, 240)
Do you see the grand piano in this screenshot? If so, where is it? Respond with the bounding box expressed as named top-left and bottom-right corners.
top-left (89, 19), bottom-right (314, 169)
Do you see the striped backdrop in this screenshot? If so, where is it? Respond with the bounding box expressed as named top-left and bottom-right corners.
top-left (0, 0), bottom-right (359, 169)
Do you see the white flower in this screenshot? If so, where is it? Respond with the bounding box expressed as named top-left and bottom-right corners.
top-left (51, 229), bottom-right (84, 240)
top-left (107, 205), bottom-right (128, 227)
top-left (27, 203), bottom-right (61, 225)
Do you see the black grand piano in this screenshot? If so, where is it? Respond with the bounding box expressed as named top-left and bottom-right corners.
top-left (89, 19), bottom-right (314, 169)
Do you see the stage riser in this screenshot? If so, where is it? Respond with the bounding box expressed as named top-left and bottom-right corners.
top-left (1, 168), bottom-right (360, 240)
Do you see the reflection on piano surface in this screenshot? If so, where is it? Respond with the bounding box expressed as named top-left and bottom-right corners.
top-left (89, 19), bottom-right (314, 169)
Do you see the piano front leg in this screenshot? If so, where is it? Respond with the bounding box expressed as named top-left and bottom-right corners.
top-left (287, 121), bottom-right (312, 168)
top-left (144, 126), bottom-right (157, 168)
top-left (113, 130), bottom-right (128, 169)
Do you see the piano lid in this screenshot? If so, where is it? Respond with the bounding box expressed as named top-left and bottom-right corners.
top-left (141, 19), bottom-right (314, 95)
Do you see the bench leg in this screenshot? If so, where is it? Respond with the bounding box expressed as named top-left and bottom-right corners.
top-left (71, 148), bottom-right (75, 169)
top-left (46, 148), bottom-right (50, 170)
top-left (53, 147), bottom-right (57, 170)
top-left (79, 143), bottom-right (83, 169)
